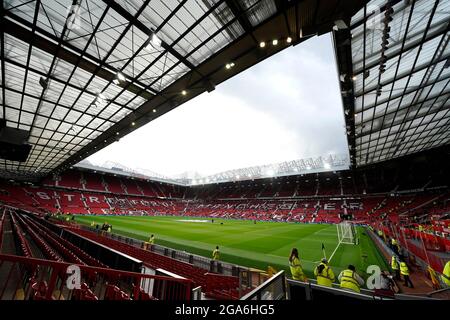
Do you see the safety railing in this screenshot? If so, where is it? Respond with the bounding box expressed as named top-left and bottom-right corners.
top-left (78, 225), bottom-right (269, 298)
top-left (286, 279), bottom-right (441, 300)
top-left (79, 225), bottom-right (247, 277)
top-left (0, 254), bottom-right (193, 300)
top-left (240, 271), bottom-right (286, 300)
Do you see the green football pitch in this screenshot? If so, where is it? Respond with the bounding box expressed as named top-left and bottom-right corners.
top-left (73, 215), bottom-right (388, 279)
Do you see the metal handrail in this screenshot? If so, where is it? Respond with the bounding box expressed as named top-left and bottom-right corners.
top-left (240, 270), bottom-right (286, 300)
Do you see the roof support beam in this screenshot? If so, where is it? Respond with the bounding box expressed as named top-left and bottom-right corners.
top-left (102, 0), bottom-right (203, 78)
top-left (225, 0), bottom-right (258, 42)
top-left (3, 14), bottom-right (156, 98)
top-left (0, 1), bottom-right (6, 118)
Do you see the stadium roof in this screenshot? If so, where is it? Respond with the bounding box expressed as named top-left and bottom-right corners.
top-left (1, 0), bottom-right (365, 181)
top-left (75, 153), bottom-right (350, 186)
top-left (336, 0), bottom-right (450, 167)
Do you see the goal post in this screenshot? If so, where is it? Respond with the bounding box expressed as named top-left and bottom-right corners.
top-left (337, 222), bottom-right (357, 245)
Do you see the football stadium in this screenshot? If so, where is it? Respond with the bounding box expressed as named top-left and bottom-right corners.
top-left (0, 0), bottom-right (449, 306)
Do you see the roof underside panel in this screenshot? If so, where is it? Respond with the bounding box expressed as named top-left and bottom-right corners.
top-left (1, 0), bottom-right (275, 179)
top-left (350, 0), bottom-right (450, 166)
top-left (1, 0), bottom-right (366, 181)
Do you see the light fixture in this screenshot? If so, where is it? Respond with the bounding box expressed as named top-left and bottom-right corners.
top-left (131, 122), bottom-right (135, 126)
top-left (287, 37), bottom-right (292, 43)
top-left (146, 31), bottom-right (162, 50)
top-left (116, 71), bottom-right (126, 82)
top-left (152, 109), bottom-right (156, 113)
top-left (181, 90), bottom-right (187, 95)
top-left (272, 39), bottom-right (278, 46)
top-left (259, 41), bottom-right (266, 48)
top-left (225, 62), bottom-right (235, 70)
top-left (116, 132), bottom-right (119, 135)
top-left (39, 77), bottom-right (48, 89)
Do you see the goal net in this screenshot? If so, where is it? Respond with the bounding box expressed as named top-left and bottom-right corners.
top-left (337, 222), bottom-right (357, 245)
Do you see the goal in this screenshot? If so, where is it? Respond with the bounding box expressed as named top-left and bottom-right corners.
top-left (337, 222), bottom-right (357, 245)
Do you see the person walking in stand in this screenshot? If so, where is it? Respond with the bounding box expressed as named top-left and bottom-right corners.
top-left (400, 260), bottom-right (414, 288)
top-left (391, 238), bottom-right (400, 255)
top-left (391, 255), bottom-right (400, 280)
top-left (289, 248), bottom-right (307, 282)
top-left (314, 258), bottom-right (335, 287)
top-left (212, 246), bottom-right (220, 260)
top-left (143, 234), bottom-right (155, 250)
top-left (338, 265), bottom-right (365, 293)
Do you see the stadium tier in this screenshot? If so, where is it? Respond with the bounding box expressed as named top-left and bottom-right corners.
top-left (1, 165), bottom-right (449, 299)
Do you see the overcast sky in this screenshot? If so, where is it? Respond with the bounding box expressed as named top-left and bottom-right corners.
top-left (86, 33), bottom-right (349, 178)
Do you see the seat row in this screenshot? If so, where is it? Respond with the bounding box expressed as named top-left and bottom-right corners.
top-left (27, 215), bottom-right (107, 268)
top-left (72, 229), bottom-right (228, 291)
top-left (10, 212), bottom-right (33, 258)
top-left (23, 215), bottom-right (84, 265)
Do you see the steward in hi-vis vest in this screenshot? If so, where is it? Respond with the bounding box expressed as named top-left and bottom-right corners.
top-left (391, 256), bottom-right (400, 280)
top-left (338, 265), bottom-right (364, 293)
top-left (400, 261), bottom-right (414, 288)
top-left (314, 258), bottom-right (335, 287)
top-left (442, 261), bottom-right (450, 286)
top-left (289, 248), bottom-right (307, 282)
top-left (212, 246), bottom-right (220, 260)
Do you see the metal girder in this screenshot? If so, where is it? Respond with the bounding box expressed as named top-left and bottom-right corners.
top-left (0, 0), bottom-right (6, 118)
top-left (372, 0), bottom-right (440, 162)
top-left (53, 0), bottom-right (366, 177)
top-left (225, 0), bottom-right (257, 40)
top-left (102, 0), bottom-right (203, 78)
top-left (2, 16), bottom-right (155, 99)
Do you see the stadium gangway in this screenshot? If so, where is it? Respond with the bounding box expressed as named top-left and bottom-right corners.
top-left (0, 254), bottom-right (193, 300)
top-left (369, 225), bottom-right (448, 289)
top-left (240, 271), bottom-right (287, 300)
top-left (286, 279), bottom-right (442, 301)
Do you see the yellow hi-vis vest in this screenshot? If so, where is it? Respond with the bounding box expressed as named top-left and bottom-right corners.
top-left (314, 263), bottom-right (335, 287)
top-left (400, 262), bottom-right (409, 276)
top-left (442, 261), bottom-right (450, 286)
top-left (149, 236), bottom-right (154, 244)
top-left (339, 270), bottom-right (361, 293)
top-left (289, 257), bottom-right (306, 281)
top-left (391, 257), bottom-right (399, 270)
top-left (212, 249), bottom-right (220, 260)
top-left (391, 239), bottom-right (398, 246)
